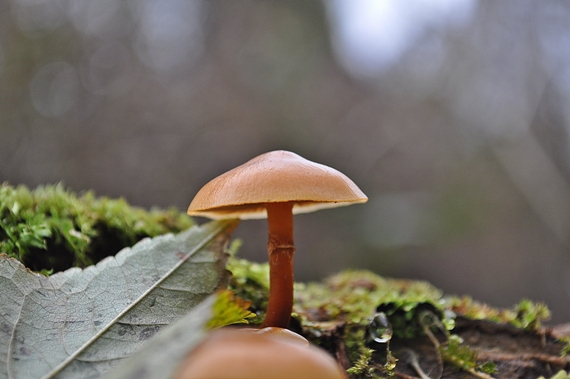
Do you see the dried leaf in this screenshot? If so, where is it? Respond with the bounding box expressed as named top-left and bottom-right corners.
top-left (0, 219), bottom-right (239, 379)
top-left (100, 295), bottom-right (215, 379)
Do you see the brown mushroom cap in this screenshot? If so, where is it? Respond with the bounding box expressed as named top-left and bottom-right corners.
top-left (247, 326), bottom-right (309, 345)
top-left (174, 328), bottom-right (347, 379)
top-left (187, 150), bottom-right (368, 219)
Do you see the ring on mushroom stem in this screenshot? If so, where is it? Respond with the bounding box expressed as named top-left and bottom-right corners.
top-left (187, 150), bottom-right (367, 328)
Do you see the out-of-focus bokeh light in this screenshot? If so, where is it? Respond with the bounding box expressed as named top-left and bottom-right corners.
top-left (80, 41), bottom-right (134, 96)
top-left (30, 61), bottom-right (78, 117)
top-left (133, 0), bottom-right (205, 74)
top-left (326, 0), bottom-right (476, 78)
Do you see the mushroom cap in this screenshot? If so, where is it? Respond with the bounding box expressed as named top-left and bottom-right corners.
top-left (187, 150), bottom-right (368, 219)
top-left (246, 326), bottom-right (309, 346)
top-left (174, 328), bottom-right (347, 379)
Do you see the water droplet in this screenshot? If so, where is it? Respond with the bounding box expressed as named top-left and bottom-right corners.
top-left (367, 312), bottom-right (392, 344)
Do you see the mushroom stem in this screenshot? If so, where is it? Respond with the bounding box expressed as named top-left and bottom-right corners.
top-left (261, 201), bottom-right (295, 328)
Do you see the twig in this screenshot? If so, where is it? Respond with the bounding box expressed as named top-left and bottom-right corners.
top-left (476, 350), bottom-right (570, 366)
top-left (395, 372), bottom-right (423, 379)
top-left (399, 349), bottom-right (433, 379)
top-left (418, 311), bottom-right (445, 379)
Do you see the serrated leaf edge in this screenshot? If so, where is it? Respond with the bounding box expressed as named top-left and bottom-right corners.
top-left (39, 219), bottom-right (237, 379)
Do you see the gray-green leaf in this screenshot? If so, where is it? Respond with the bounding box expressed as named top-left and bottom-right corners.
top-left (101, 295), bottom-right (215, 379)
top-left (0, 219), bottom-right (239, 379)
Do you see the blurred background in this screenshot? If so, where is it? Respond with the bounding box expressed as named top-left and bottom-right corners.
top-left (1, 0), bottom-right (570, 323)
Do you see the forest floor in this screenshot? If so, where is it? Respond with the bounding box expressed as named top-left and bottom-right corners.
top-left (367, 317), bottom-right (570, 379)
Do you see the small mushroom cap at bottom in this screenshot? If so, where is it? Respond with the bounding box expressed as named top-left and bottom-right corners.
top-left (251, 326), bottom-right (309, 345)
top-left (236, 326), bottom-right (309, 346)
top-left (174, 328), bottom-right (347, 379)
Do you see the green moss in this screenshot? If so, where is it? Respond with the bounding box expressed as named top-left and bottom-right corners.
top-left (294, 269), bottom-right (451, 335)
top-left (292, 270), bottom-right (452, 377)
top-left (345, 344), bottom-right (377, 378)
top-left (207, 290), bottom-right (256, 329)
top-left (226, 260), bottom-right (555, 378)
top-left (446, 296), bottom-right (550, 330)
top-left (537, 371), bottom-right (570, 379)
top-left (226, 255), bottom-right (270, 325)
top-left (0, 182), bottom-right (193, 273)
top-left (440, 335), bottom-right (496, 377)
top-left (561, 337), bottom-right (570, 357)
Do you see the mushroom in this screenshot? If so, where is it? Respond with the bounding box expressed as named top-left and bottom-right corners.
top-left (174, 328), bottom-right (347, 379)
top-left (188, 150), bottom-right (367, 328)
top-left (245, 326), bottom-right (309, 346)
